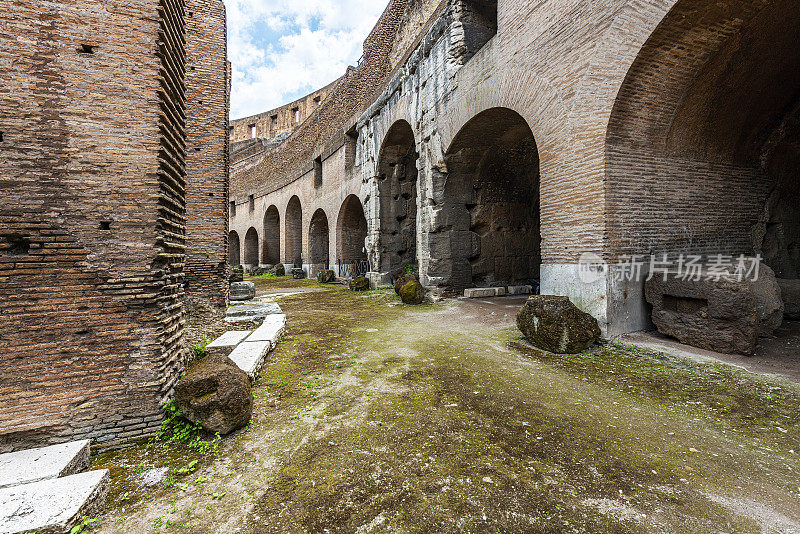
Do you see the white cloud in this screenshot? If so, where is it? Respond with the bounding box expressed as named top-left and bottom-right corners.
top-left (222, 0), bottom-right (388, 119)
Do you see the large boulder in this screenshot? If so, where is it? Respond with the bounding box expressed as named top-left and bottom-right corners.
top-left (350, 276), bottom-right (370, 291)
top-left (646, 272), bottom-right (759, 355)
top-left (399, 280), bottom-right (425, 304)
top-left (751, 264), bottom-right (784, 336)
top-left (317, 269), bottom-right (336, 284)
top-left (394, 272), bottom-right (419, 295)
top-left (230, 281), bottom-right (256, 301)
top-left (272, 263), bottom-right (285, 277)
top-left (778, 279), bottom-right (800, 319)
top-left (291, 267), bottom-right (307, 279)
top-left (174, 354), bottom-right (253, 435)
top-left (516, 295), bottom-right (601, 354)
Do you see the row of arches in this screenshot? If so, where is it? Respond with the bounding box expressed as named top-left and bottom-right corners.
top-left (228, 194), bottom-right (369, 271)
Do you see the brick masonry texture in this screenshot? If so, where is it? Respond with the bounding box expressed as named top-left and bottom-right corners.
top-left (230, 0), bottom-right (799, 335)
top-left (185, 0), bottom-right (229, 308)
top-left (0, 0), bottom-right (228, 451)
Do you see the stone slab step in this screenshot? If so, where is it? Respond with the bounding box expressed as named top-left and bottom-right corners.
top-left (225, 300), bottom-right (283, 324)
top-left (464, 287), bottom-right (507, 298)
top-left (228, 341), bottom-right (272, 382)
top-left (0, 469), bottom-right (109, 534)
top-left (507, 285), bottom-right (533, 296)
top-left (0, 440), bottom-right (90, 490)
top-left (245, 314), bottom-right (286, 346)
top-left (206, 330), bottom-right (252, 357)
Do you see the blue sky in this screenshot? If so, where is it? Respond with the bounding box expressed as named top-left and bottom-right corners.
top-left (222, 0), bottom-right (389, 120)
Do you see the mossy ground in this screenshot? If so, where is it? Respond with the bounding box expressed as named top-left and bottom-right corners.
top-left (93, 279), bottom-right (800, 533)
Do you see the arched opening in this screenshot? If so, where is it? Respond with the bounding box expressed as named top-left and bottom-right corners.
top-left (285, 196), bottom-right (303, 266)
top-left (262, 205), bottom-right (280, 265)
top-left (607, 0), bottom-right (800, 272)
top-left (606, 0), bottom-right (800, 347)
top-left (337, 195), bottom-right (369, 278)
top-left (228, 230), bottom-right (241, 267)
top-left (441, 107), bottom-right (541, 290)
top-left (244, 227), bottom-right (259, 267)
top-left (309, 209), bottom-right (330, 267)
top-left (376, 120), bottom-right (418, 273)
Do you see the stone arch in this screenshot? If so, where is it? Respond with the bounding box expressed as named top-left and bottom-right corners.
top-left (244, 227), bottom-right (259, 267)
top-left (337, 195), bottom-right (368, 265)
top-left (262, 205), bottom-right (280, 265)
top-left (309, 209), bottom-right (330, 267)
top-left (376, 119), bottom-right (418, 273)
top-left (437, 107), bottom-right (541, 290)
top-left (228, 230), bottom-right (241, 267)
top-left (285, 196), bottom-right (303, 265)
top-left (605, 0), bottom-right (800, 278)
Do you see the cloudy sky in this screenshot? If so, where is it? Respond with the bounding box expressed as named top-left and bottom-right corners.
top-left (222, 0), bottom-right (389, 120)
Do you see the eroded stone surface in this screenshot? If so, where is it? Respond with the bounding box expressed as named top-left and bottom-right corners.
top-left (516, 295), bottom-right (601, 354)
top-left (230, 281), bottom-right (256, 302)
top-left (174, 354), bottom-right (253, 435)
top-left (646, 273), bottom-right (759, 355)
top-left (225, 300), bottom-right (283, 324)
top-left (778, 279), bottom-right (800, 320)
top-left (245, 314), bottom-right (286, 346)
top-left (205, 331), bottom-right (252, 357)
top-left (0, 469), bottom-right (109, 534)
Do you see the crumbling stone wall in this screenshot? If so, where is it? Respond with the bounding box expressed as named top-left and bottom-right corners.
top-left (186, 0), bottom-right (229, 308)
top-left (1, 0), bottom-right (227, 451)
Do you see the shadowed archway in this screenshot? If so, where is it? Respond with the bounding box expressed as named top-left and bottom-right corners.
top-left (228, 230), bottom-right (241, 266)
top-left (285, 196), bottom-right (303, 265)
top-left (263, 205), bottom-right (280, 265)
top-left (244, 227), bottom-right (259, 266)
top-left (309, 209), bottom-right (330, 268)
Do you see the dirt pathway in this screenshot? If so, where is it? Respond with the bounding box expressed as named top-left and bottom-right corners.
top-left (94, 281), bottom-right (800, 534)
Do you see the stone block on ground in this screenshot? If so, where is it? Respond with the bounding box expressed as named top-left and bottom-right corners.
top-left (507, 285), bottom-right (533, 296)
top-left (227, 341), bottom-right (273, 382)
top-left (291, 267), bottom-right (306, 279)
top-left (230, 281), bottom-right (256, 301)
top-left (317, 269), bottom-right (336, 284)
top-left (0, 440), bottom-right (90, 490)
top-left (350, 277), bottom-right (370, 291)
top-left (399, 280), bottom-right (425, 305)
top-left (393, 272), bottom-right (419, 295)
top-left (174, 353), bottom-right (253, 435)
top-left (0, 469), bottom-right (109, 534)
top-left (645, 272), bottom-right (759, 355)
top-left (517, 295), bottom-right (601, 354)
top-left (778, 279), bottom-right (800, 320)
top-left (205, 330), bottom-right (252, 357)
top-left (225, 300), bottom-right (283, 324)
top-left (229, 266), bottom-right (244, 283)
top-left (273, 263), bottom-right (286, 277)
top-left (245, 314), bottom-right (286, 348)
top-left (464, 287), bottom-right (498, 298)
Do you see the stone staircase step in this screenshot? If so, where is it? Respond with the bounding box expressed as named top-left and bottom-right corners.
top-left (0, 440), bottom-right (90, 490)
top-left (0, 469), bottom-right (109, 534)
top-left (205, 330), bottom-right (252, 357)
top-left (225, 300), bottom-right (283, 323)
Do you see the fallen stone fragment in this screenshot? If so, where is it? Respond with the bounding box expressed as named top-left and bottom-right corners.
top-left (0, 469), bottom-right (109, 534)
top-left (229, 266), bottom-right (244, 283)
top-left (350, 276), bottom-right (370, 291)
top-left (230, 281), bottom-right (256, 301)
top-left (273, 263), bottom-right (286, 277)
top-left (174, 354), bottom-right (253, 435)
top-left (291, 267), bottom-right (307, 279)
top-left (225, 300), bottom-right (283, 324)
top-left (516, 295), bottom-right (601, 354)
top-left (646, 272), bottom-right (759, 355)
top-left (399, 280), bottom-right (425, 305)
top-left (317, 269), bottom-right (336, 283)
top-left (393, 272), bottom-right (419, 295)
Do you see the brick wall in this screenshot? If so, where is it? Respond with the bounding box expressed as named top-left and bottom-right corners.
top-left (185, 0), bottom-right (229, 308)
top-left (0, 0), bottom-right (215, 452)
